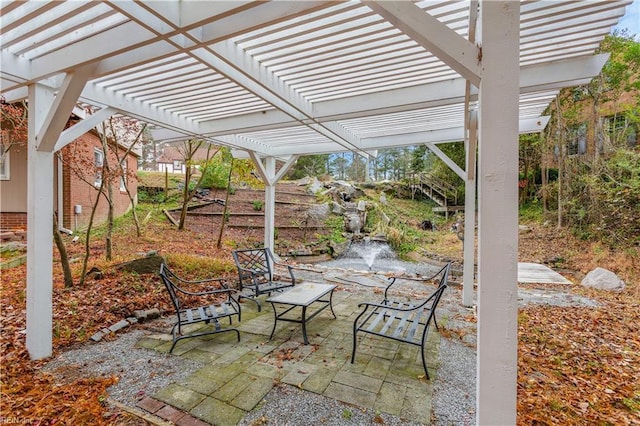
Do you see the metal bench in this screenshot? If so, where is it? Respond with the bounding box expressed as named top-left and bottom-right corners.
top-left (232, 247), bottom-right (297, 311)
top-left (351, 262), bottom-right (450, 380)
top-left (159, 263), bottom-right (241, 353)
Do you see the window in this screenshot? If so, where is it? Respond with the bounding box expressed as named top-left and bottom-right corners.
top-left (94, 148), bottom-right (104, 187)
top-left (173, 160), bottom-right (181, 172)
top-left (606, 115), bottom-right (638, 148)
top-left (0, 144), bottom-right (9, 180)
top-left (119, 160), bottom-right (127, 192)
top-left (567, 124), bottom-right (587, 156)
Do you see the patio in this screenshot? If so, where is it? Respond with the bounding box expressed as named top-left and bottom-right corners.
top-left (136, 278), bottom-right (442, 425)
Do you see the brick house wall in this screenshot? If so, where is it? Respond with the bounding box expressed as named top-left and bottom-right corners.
top-left (0, 130), bottom-right (138, 233)
top-left (0, 212), bottom-right (27, 230)
top-left (59, 131), bottom-right (138, 231)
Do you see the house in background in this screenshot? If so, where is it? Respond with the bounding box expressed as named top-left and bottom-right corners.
top-left (561, 89), bottom-right (639, 157)
top-left (1, 127), bottom-right (139, 237)
top-left (155, 143), bottom-right (212, 174)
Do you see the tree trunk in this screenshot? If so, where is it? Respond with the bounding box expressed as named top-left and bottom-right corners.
top-left (101, 136), bottom-right (114, 261)
top-left (178, 164), bottom-right (192, 230)
top-left (80, 185), bottom-right (102, 286)
top-left (105, 183), bottom-right (114, 261)
top-left (217, 158), bottom-right (234, 249)
top-left (53, 212), bottom-right (74, 288)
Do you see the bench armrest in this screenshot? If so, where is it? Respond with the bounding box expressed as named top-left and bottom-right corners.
top-left (358, 291), bottom-right (437, 312)
top-left (383, 263), bottom-right (450, 300)
top-left (174, 285), bottom-right (236, 297)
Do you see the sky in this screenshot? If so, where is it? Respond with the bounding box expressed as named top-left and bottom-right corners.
top-left (614, 0), bottom-right (640, 39)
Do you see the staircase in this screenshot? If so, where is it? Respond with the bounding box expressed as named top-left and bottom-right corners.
top-left (409, 173), bottom-right (463, 218)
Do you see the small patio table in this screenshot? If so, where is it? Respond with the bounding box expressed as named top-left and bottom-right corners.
top-left (266, 282), bottom-right (337, 344)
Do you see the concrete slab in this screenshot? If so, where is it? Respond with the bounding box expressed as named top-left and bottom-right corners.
top-left (518, 262), bottom-right (572, 284)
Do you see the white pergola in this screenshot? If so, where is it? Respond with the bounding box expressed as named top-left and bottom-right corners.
top-left (1, 1), bottom-right (631, 424)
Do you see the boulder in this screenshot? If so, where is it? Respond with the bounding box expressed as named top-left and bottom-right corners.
top-left (581, 267), bottom-right (625, 291)
top-left (308, 203), bottom-right (331, 221)
top-left (307, 176), bottom-right (324, 194)
top-left (331, 202), bottom-right (346, 215)
top-left (329, 240), bottom-right (351, 258)
top-left (115, 254), bottom-right (165, 274)
top-left (345, 213), bottom-right (362, 233)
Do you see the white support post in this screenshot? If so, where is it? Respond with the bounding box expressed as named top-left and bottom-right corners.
top-left (263, 157), bottom-right (276, 252)
top-left (248, 153), bottom-right (299, 254)
top-left (462, 110), bottom-right (477, 308)
top-left (476, 2), bottom-right (520, 425)
top-left (26, 84), bottom-right (55, 360)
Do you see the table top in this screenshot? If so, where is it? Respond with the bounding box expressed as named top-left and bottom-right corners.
top-left (266, 282), bottom-right (336, 306)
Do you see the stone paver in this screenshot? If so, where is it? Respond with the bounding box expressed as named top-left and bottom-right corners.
top-left (375, 381), bottom-right (408, 416)
top-left (333, 369), bottom-right (383, 393)
top-left (323, 381), bottom-right (377, 409)
top-left (154, 383), bottom-right (206, 412)
top-left (190, 396), bottom-right (246, 426)
top-left (141, 285), bottom-right (440, 425)
top-left (302, 366), bottom-right (337, 393)
top-left (229, 376), bottom-right (275, 411)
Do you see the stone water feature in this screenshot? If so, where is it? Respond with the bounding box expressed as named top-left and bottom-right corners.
top-left (319, 239), bottom-right (440, 276)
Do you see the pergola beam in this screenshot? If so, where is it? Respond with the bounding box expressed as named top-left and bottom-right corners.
top-left (364, 1), bottom-right (482, 86)
top-left (206, 40), bottom-right (367, 155)
top-left (195, 55), bottom-right (606, 136)
top-left (36, 64), bottom-right (97, 152)
top-left (54, 107), bottom-right (116, 151)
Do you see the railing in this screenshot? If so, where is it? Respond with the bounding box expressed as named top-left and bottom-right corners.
top-left (408, 173), bottom-right (459, 207)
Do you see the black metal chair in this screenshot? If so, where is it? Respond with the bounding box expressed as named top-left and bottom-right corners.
top-left (351, 263), bottom-right (450, 380)
top-left (159, 263), bottom-right (241, 353)
top-left (231, 247), bottom-right (297, 311)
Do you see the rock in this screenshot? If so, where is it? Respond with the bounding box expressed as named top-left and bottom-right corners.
top-left (87, 266), bottom-right (103, 280)
top-left (329, 240), bottom-right (351, 258)
top-left (379, 192), bottom-right (387, 205)
top-left (581, 267), bottom-right (625, 291)
top-left (331, 202), bottom-right (346, 215)
top-left (357, 200), bottom-right (367, 211)
top-left (307, 177), bottom-right (324, 194)
top-left (308, 203), bottom-right (331, 221)
top-left (115, 254), bottom-right (165, 274)
top-left (295, 176), bottom-right (311, 185)
top-left (133, 310), bottom-right (148, 321)
top-left (90, 331), bottom-right (106, 342)
top-left (345, 213), bottom-right (362, 233)
top-left (108, 319), bottom-right (130, 333)
top-left (145, 308), bottom-right (161, 319)
top-left (370, 233), bottom-right (387, 242)
top-left (519, 225), bottom-right (532, 233)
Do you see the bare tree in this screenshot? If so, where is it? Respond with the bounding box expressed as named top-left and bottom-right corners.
top-left (176, 140), bottom-right (220, 230)
top-left (108, 118), bottom-right (147, 237)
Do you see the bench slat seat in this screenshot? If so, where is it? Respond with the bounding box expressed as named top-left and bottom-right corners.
top-left (351, 263), bottom-right (450, 380)
top-left (160, 263), bottom-right (241, 353)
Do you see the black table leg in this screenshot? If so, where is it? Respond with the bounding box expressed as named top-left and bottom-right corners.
top-left (301, 305), bottom-right (309, 344)
top-left (269, 302), bottom-right (278, 340)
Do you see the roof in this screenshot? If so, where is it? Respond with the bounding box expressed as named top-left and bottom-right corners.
top-left (0, 1), bottom-right (632, 159)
